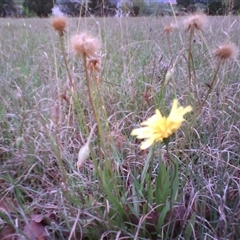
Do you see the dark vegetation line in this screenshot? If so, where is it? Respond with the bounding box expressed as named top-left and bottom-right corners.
top-left (1, 0), bottom-right (240, 18)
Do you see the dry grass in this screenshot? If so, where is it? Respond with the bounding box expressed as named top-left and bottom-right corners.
top-left (0, 15), bottom-right (240, 239)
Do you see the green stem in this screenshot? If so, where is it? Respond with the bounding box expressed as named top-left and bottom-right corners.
top-left (165, 140), bottom-right (177, 211)
top-left (165, 139), bottom-right (178, 237)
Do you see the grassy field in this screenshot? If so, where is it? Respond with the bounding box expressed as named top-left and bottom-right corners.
top-left (0, 15), bottom-right (240, 239)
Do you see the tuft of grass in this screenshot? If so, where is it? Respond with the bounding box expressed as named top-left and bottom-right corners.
top-left (0, 15), bottom-right (240, 239)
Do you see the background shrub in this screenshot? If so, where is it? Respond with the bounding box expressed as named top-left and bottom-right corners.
top-left (0, 0), bottom-right (18, 17)
top-left (23, 0), bottom-right (54, 17)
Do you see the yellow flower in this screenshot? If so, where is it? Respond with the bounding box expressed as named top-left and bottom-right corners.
top-left (131, 99), bottom-right (192, 150)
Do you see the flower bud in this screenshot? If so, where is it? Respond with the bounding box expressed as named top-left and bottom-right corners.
top-left (16, 136), bottom-right (23, 151)
top-left (165, 67), bottom-right (174, 84)
top-left (77, 144), bottom-right (90, 170)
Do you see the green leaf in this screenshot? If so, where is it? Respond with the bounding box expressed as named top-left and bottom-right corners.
top-left (171, 160), bottom-right (179, 201)
top-left (100, 171), bottom-right (125, 217)
top-left (184, 212), bottom-right (196, 240)
top-left (0, 104), bottom-right (4, 121)
top-left (158, 203), bottom-right (170, 228)
top-left (156, 161), bottom-right (170, 211)
top-left (140, 147), bottom-right (153, 192)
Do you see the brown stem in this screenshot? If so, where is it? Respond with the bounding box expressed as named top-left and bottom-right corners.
top-left (82, 53), bottom-right (102, 140)
top-left (166, 33), bottom-right (172, 56)
top-left (198, 59), bottom-right (223, 114)
top-left (59, 33), bottom-right (75, 89)
top-left (187, 28), bottom-right (194, 93)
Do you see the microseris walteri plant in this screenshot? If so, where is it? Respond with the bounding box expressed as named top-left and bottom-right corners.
top-left (132, 99), bottom-right (192, 232)
top-left (71, 32), bottom-right (103, 141)
top-left (198, 42), bottom-right (238, 113)
top-left (183, 13), bottom-right (208, 102)
top-left (162, 23), bottom-right (175, 55)
top-left (131, 99), bottom-right (192, 150)
top-left (51, 15), bottom-right (74, 89)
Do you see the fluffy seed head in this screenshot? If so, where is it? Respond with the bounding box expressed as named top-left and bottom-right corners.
top-left (215, 43), bottom-right (238, 61)
top-left (51, 16), bottom-right (67, 36)
top-left (71, 33), bottom-right (101, 58)
top-left (184, 13), bottom-right (207, 32)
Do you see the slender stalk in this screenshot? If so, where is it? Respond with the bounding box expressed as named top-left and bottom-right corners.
top-left (187, 28), bottom-right (194, 93)
top-left (58, 33), bottom-right (77, 127)
top-left (166, 33), bottom-right (172, 56)
top-left (189, 52), bottom-right (199, 102)
top-left (58, 34), bottom-right (74, 89)
top-left (187, 28), bottom-right (200, 104)
top-left (82, 53), bottom-right (102, 141)
top-left (198, 59), bottom-right (223, 114)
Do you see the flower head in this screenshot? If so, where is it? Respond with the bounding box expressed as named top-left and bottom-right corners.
top-left (163, 23), bottom-right (175, 34)
top-left (215, 43), bottom-right (238, 61)
top-left (51, 16), bottom-right (67, 36)
top-left (184, 13), bottom-right (207, 32)
top-left (71, 32), bottom-right (101, 58)
top-left (131, 99), bottom-right (192, 150)
top-left (87, 57), bottom-right (101, 72)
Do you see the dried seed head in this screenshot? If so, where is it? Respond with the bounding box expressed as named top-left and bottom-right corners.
top-left (87, 57), bottom-right (101, 72)
top-left (163, 23), bottom-right (175, 34)
top-left (51, 16), bottom-right (67, 36)
top-left (71, 32), bottom-right (101, 58)
top-left (215, 43), bottom-right (238, 61)
top-left (184, 13), bottom-right (207, 32)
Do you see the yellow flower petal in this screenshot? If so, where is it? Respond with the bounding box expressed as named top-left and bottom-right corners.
top-left (140, 137), bottom-right (155, 150)
top-left (131, 99), bottom-right (192, 149)
top-left (131, 127), bottom-right (152, 138)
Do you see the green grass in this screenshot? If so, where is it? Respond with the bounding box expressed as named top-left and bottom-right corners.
top-left (0, 15), bottom-right (240, 239)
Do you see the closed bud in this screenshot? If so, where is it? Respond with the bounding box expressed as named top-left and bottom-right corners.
top-left (77, 144), bottom-right (90, 170)
top-left (16, 136), bottom-right (23, 151)
top-left (165, 67), bottom-right (174, 84)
